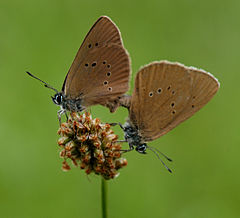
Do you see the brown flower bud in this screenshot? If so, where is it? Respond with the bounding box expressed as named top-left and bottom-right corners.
top-left (57, 112), bottom-right (127, 180)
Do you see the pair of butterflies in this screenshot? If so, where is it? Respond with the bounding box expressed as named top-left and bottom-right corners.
top-left (27, 16), bottom-right (220, 170)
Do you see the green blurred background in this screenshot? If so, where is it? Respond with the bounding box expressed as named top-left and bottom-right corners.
top-left (0, 0), bottom-right (239, 217)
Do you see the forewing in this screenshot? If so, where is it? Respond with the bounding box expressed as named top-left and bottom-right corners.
top-left (130, 61), bottom-right (219, 141)
top-left (63, 16), bottom-right (124, 92)
top-left (65, 44), bottom-right (130, 107)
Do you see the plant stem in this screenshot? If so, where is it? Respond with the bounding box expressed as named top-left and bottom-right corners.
top-left (101, 178), bottom-right (108, 218)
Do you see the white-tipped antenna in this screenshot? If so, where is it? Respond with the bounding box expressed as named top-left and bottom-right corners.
top-left (147, 146), bottom-right (172, 173)
top-left (26, 71), bottom-right (58, 93)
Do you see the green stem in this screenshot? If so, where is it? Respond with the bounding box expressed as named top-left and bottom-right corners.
top-left (101, 178), bottom-right (108, 218)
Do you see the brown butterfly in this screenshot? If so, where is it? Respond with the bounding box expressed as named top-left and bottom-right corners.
top-left (116, 61), bottom-right (220, 172)
top-left (27, 16), bottom-right (130, 122)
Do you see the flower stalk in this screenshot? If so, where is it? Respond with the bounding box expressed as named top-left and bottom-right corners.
top-left (101, 178), bottom-right (108, 218)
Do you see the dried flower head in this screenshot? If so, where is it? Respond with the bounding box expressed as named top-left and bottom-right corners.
top-left (57, 112), bottom-right (127, 180)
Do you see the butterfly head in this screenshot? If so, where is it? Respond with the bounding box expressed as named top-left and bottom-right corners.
top-left (136, 143), bottom-right (147, 154)
top-left (52, 92), bottom-right (64, 106)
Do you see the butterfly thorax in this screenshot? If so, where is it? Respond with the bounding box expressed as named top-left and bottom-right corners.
top-left (63, 97), bottom-right (85, 112)
top-left (52, 92), bottom-right (85, 112)
top-left (123, 121), bottom-right (147, 154)
top-left (123, 121), bottom-right (143, 147)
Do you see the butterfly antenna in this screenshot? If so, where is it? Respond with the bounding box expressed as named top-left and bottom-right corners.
top-left (151, 146), bottom-right (173, 162)
top-left (26, 71), bottom-right (58, 93)
top-left (147, 146), bottom-right (172, 173)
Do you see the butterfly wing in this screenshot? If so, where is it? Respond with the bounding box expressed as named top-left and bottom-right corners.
top-left (129, 61), bottom-right (219, 141)
top-left (168, 66), bottom-right (220, 132)
top-left (65, 44), bottom-right (130, 107)
top-left (63, 16), bottom-right (128, 95)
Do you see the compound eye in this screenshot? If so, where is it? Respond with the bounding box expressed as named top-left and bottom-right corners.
top-left (56, 94), bottom-right (62, 104)
top-left (136, 144), bottom-right (147, 153)
top-left (139, 146), bottom-right (146, 152)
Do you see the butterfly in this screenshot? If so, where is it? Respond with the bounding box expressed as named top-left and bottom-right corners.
top-left (115, 61), bottom-right (220, 172)
top-left (27, 16), bottom-right (131, 122)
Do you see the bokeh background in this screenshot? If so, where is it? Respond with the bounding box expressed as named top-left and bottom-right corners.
top-left (0, 0), bottom-right (239, 217)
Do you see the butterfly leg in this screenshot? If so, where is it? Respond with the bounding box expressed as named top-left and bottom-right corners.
top-left (57, 108), bottom-right (66, 125)
top-left (108, 122), bottom-right (127, 143)
top-left (108, 122), bottom-right (124, 129)
top-left (65, 112), bottom-right (68, 121)
top-left (118, 123), bottom-right (124, 130)
top-left (121, 145), bottom-right (134, 153)
top-left (113, 139), bottom-right (127, 143)
top-left (108, 122), bottom-right (118, 126)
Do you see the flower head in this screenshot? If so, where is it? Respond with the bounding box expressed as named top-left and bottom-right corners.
top-left (57, 112), bottom-right (127, 180)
